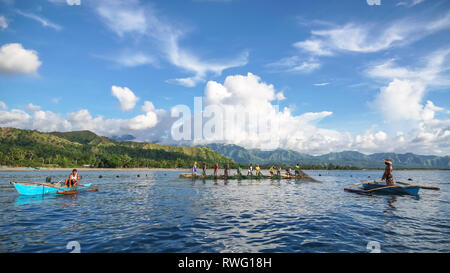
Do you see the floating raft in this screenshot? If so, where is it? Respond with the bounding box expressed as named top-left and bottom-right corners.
top-left (10, 180), bottom-right (97, 196)
top-left (344, 180), bottom-right (440, 196)
top-left (179, 172), bottom-right (319, 182)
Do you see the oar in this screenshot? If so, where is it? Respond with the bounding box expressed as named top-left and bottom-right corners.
top-left (396, 181), bottom-right (440, 191)
top-left (345, 185), bottom-right (402, 194)
top-left (364, 185), bottom-right (403, 193)
top-left (346, 180), bottom-right (378, 189)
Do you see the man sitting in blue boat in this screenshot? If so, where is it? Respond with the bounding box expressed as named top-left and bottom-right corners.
top-left (381, 159), bottom-right (394, 186)
top-left (65, 169), bottom-right (79, 187)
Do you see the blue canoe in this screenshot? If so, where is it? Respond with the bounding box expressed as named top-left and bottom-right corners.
top-left (362, 182), bottom-right (420, 195)
top-left (10, 181), bottom-right (92, 196)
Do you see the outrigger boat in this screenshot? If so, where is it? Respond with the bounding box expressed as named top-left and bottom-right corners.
top-left (10, 180), bottom-right (98, 196)
top-left (344, 180), bottom-right (440, 196)
top-left (179, 173), bottom-right (319, 182)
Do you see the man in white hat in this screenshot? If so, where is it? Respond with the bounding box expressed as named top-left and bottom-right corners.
top-left (381, 158), bottom-right (394, 186)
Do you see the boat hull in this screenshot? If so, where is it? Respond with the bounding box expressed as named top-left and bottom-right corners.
top-left (11, 181), bottom-right (92, 196)
top-left (362, 182), bottom-right (420, 195)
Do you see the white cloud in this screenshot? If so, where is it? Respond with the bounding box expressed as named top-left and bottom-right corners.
top-left (66, 0), bottom-right (81, 5)
top-left (141, 101), bottom-right (155, 112)
top-left (368, 49), bottom-right (450, 122)
top-left (0, 43), bottom-right (42, 75)
top-left (366, 0), bottom-right (381, 5)
top-left (0, 16), bottom-right (8, 29)
top-left (26, 103), bottom-right (41, 112)
top-left (111, 85), bottom-right (140, 111)
top-left (366, 48), bottom-right (450, 154)
top-left (372, 79), bottom-right (426, 121)
top-left (200, 73), bottom-right (340, 152)
top-left (48, 0), bottom-right (81, 5)
top-left (116, 52), bottom-right (156, 67)
top-left (293, 40), bottom-right (333, 56)
top-left (397, 0), bottom-right (425, 7)
top-left (367, 49), bottom-right (450, 86)
top-left (0, 104), bottom-right (163, 137)
top-left (295, 11), bottom-right (450, 56)
top-left (197, 73), bottom-right (450, 155)
top-left (94, 0), bottom-right (248, 87)
top-left (0, 101), bottom-right (7, 110)
top-left (16, 10), bottom-right (62, 31)
top-left (313, 83), bottom-right (329, 86)
top-left (266, 56), bottom-right (321, 73)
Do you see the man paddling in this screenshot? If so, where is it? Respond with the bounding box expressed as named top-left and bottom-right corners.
top-left (381, 159), bottom-right (394, 186)
top-left (65, 169), bottom-right (79, 187)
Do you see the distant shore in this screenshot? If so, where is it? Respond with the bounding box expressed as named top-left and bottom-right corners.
top-left (0, 166), bottom-right (447, 172)
top-left (0, 167), bottom-right (190, 172)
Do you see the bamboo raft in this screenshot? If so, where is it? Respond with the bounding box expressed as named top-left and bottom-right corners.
top-left (344, 180), bottom-right (440, 196)
top-left (179, 172), bottom-right (319, 182)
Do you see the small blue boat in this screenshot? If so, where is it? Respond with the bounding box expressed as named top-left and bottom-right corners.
top-left (362, 182), bottom-right (420, 195)
top-left (10, 181), bottom-right (92, 196)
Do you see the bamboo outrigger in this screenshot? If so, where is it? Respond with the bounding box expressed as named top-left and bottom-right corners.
top-left (344, 180), bottom-right (440, 196)
top-left (179, 172), bottom-right (319, 182)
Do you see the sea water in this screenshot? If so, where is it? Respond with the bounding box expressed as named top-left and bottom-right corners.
top-left (0, 170), bottom-right (448, 253)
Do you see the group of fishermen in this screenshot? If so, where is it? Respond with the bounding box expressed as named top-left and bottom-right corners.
top-left (191, 158), bottom-right (396, 185)
top-left (192, 162), bottom-right (304, 178)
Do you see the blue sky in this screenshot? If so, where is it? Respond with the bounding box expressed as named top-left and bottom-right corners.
top-left (0, 0), bottom-right (450, 155)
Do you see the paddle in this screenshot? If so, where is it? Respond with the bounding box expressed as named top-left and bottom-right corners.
top-left (345, 180), bottom-right (377, 189)
top-left (396, 181), bottom-right (440, 191)
top-left (364, 185), bottom-right (404, 193)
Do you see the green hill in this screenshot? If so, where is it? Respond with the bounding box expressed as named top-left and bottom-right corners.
top-left (0, 128), bottom-right (234, 168)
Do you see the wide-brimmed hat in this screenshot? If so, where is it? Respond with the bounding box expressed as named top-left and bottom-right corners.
top-left (384, 158), bottom-right (392, 165)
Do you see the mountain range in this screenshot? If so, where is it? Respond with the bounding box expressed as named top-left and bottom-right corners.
top-left (205, 143), bottom-right (450, 169)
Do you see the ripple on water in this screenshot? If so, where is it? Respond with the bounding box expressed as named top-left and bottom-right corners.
top-left (0, 170), bottom-right (449, 252)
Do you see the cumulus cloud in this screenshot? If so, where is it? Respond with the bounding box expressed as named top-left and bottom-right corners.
top-left (93, 0), bottom-right (248, 87)
top-left (111, 85), bottom-right (140, 111)
top-left (366, 48), bottom-right (450, 155)
top-left (0, 16), bottom-right (8, 29)
top-left (0, 104), bottom-right (163, 138)
top-left (198, 73), bottom-right (339, 152)
top-left (26, 103), bottom-right (41, 112)
top-left (0, 101), bottom-right (7, 110)
top-left (0, 43), bottom-right (42, 75)
top-left (369, 49), bottom-right (450, 122)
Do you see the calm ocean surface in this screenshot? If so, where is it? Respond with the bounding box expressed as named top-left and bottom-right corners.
top-left (0, 170), bottom-right (449, 253)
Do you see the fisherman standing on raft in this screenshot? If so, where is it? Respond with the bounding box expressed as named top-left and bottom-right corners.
top-left (382, 158), bottom-right (394, 186)
top-left (192, 162), bottom-right (198, 176)
top-left (295, 163), bottom-right (301, 176)
top-left (248, 164), bottom-right (253, 176)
